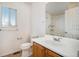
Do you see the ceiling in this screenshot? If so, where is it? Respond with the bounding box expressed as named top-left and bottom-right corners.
top-left (46, 2), bottom-right (70, 15)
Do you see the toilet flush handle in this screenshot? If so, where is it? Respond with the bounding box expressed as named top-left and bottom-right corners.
top-left (17, 37), bottom-right (22, 40)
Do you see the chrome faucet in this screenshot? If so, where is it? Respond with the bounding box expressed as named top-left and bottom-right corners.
top-left (53, 37), bottom-right (62, 42)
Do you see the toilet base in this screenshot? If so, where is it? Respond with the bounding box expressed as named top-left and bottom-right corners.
top-left (21, 49), bottom-right (32, 57)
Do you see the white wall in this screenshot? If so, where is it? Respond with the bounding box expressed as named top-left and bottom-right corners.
top-left (0, 2), bottom-right (31, 56)
top-left (31, 2), bottom-right (47, 37)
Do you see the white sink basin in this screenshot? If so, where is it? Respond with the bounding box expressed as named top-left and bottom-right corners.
top-left (42, 39), bottom-right (62, 47)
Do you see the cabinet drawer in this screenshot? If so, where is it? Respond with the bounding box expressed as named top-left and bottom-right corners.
top-left (46, 49), bottom-right (60, 57)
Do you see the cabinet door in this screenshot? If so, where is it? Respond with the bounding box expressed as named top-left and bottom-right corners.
top-left (32, 42), bottom-right (45, 57)
top-left (46, 49), bottom-right (60, 57)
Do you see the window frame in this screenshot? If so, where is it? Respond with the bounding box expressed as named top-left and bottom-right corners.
top-left (0, 7), bottom-right (17, 28)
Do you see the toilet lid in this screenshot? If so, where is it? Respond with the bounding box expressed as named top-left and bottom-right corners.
top-left (21, 43), bottom-right (31, 49)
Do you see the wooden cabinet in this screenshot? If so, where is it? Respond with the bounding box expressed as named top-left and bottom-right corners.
top-left (32, 42), bottom-right (45, 57)
top-left (32, 42), bottom-right (61, 57)
top-left (46, 49), bottom-right (60, 57)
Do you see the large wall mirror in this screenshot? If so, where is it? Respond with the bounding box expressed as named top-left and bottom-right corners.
top-left (46, 2), bottom-right (79, 39)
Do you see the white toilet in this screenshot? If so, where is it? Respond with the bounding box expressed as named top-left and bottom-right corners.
top-left (21, 43), bottom-right (31, 57)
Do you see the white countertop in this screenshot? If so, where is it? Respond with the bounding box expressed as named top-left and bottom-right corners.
top-left (32, 37), bottom-right (79, 57)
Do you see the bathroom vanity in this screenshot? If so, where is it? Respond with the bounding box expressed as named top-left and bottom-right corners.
top-left (32, 35), bottom-right (79, 57)
top-left (32, 42), bottom-right (61, 57)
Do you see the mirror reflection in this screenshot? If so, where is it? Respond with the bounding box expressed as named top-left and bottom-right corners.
top-left (46, 2), bottom-right (79, 39)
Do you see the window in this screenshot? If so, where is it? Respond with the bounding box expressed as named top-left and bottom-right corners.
top-left (1, 7), bottom-right (17, 27)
